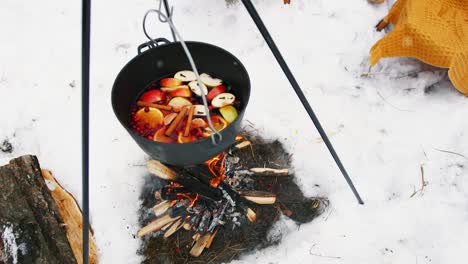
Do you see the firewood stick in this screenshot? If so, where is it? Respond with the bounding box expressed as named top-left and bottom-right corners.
top-left (240, 191), bottom-right (277, 205)
top-left (190, 233), bottom-right (211, 257)
top-left (137, 214), bottom-right (181, 238)
top-left (164, 219), bottom-right (183, 238)
top-left (137, 101), bottom-right (172, 111)
top-left (161, 221), bottom-right (173, 231)
top-left (250, 168), bottom-right (289, 176)
top-left (147, 160), bottom-right (178, 181)
top-left (205, 229), bottom-right (218, 249)
top-left (183, 222), bottom-right (192, 231)
top-left (234, 140), bottom-right (251, 150)
top-left (192, 233), bottom-right (201, 241)
top-left (184, 105), bottom-right (195, 137)
top-left (153, 200), bottom-right (170, 216)
top-left (165, 106), bottom-right (189, 136)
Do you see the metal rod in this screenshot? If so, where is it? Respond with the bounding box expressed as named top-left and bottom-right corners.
top-left (162, 0), bottom-right (177, 41)
top-left (82, 0), bottom-right (91, 262)
top-left (240, 0), bottom-right (364, 204)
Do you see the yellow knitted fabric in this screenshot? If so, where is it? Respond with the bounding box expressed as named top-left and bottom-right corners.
top-left (370, 0), bottom-right (468, 95)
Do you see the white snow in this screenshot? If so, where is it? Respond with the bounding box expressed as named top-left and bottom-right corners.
top-left (2, 225), bottom-right (19, 264)
top-left (1, 0), bottom-right (467, 263)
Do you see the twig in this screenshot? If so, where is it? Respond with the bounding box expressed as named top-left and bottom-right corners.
top-left (376, 90), bottom-right (414, 112)
top-left (410, 164), bottom-right (428, 198)
top-left (309, 247), bottom-right (342, 260)
top-left (433, 148), bottom-right (467, 159)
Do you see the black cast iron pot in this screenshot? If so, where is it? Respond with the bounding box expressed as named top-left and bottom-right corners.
top-left (112, 38), bottom-right (251, 166)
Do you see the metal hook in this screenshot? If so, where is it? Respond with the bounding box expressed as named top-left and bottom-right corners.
top-left (142, 8), bottom-right (223, 146)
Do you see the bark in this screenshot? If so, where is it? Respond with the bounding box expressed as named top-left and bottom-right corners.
top-left (0, 155), bottom-right (76, 264)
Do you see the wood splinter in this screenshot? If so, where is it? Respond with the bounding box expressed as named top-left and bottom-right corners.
top-left (234, 140), bottom-right (251, 150)
top-left (190, 233), bottom-right (212, 257)
top-left (153, 200), bottom-right (170, 216)
top-left (137, 214), bottom-right (181, 238)
top-left (205, 229), bottom-right (218, 249)
top-left (240, 190), bottom-right (277, 205)
top-left (250, 167), bottom-right (289, 176)
top-left (164, 219), bottom-right (183, 238)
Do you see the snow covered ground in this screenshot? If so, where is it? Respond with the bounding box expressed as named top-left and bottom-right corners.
top-left (1, 0), bottom-right (467, 263)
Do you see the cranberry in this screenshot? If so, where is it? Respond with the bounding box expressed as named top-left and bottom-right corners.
top-left (144, 107), bottom-right (150, 112)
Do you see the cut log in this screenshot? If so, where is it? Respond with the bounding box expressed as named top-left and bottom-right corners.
top-left (0, 155), bottom-right (77, 264)
top-left (137, 215), bottom-right (181, 238)
top-left (240, 190), bottom-right (277, 205)
top-left (249, 168), bottom-right (289, 176)
top-left (41, 170), bottom-right (98, 264)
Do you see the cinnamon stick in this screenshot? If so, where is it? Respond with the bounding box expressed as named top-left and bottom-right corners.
top-left (137, 101), bottom-right (172, 111)
top-left (165, 106), bottom-right (188, 136)
top-left (184, 105), bottom-right (195, 137)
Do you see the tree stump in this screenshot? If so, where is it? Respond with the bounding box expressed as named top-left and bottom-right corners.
top-left (0, 155), bottom-right (77, 264)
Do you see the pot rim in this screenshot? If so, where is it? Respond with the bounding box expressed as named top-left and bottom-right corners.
top-left (112, 40), bottom-right (251, 147)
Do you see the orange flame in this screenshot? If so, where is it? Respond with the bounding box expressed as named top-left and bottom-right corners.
top-left (205, 152), bottom-right (227, 187)
top-left (175, 193), bottom-right (199, 208)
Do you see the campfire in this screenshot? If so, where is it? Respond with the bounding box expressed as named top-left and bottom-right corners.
top-left (137, 132), bottom-right (328, 262)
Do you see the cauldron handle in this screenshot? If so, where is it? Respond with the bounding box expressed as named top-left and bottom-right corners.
top-left (137, 37), bottom-right (171, 54)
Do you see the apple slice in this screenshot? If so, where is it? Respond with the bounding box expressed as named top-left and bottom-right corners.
top-left (161, 85), bottom-right (188, 93)
top-left (168, 97), bottom-right (192, 112)
top-left (160, 78), bottom-right (182, 88)
top-left (174, 70), bottom-right (196, 82)
top-left (134, 107), bottom-right (164, 128)
top-left (193, 105), bottom-right (207, 116)
top-left (211, 93), bottom-right (235, 108)
top-left (140, 90), bottom-right (166, 103)
top-left (163, 113), bottom-right (178, 125)
top-left (219, 105), bottom-right (238, 123)
top-left (169, 87), bottom-right (192, 98)
top-left (188, 81), bottom-right (208, 97)
top-left (191, 118), bottom-right (207, 128)
top-left (154, 127), bottom-right (174, 143)
top-left (200, 73), bottom-right (222, 87)
top-left (206, 85), bottom-right (226, 102)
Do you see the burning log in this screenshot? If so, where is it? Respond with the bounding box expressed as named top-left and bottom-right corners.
top-left (250, 167), bottom-right (289, 176)
top-left (148, 160), bottom-right (222, 200)
top-left (240, 190), bottom-right (277, 205)
top-left (137, 214), bottom-right (181, 238)
top-left (148, 160), bottom-right (257, 222)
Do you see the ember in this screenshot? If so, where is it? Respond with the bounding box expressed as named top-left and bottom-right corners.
top-left (138, 132), bottom-right (328, 263)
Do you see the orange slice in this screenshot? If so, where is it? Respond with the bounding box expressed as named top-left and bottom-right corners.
top-left (135, 107), bottom-right (164, 128)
